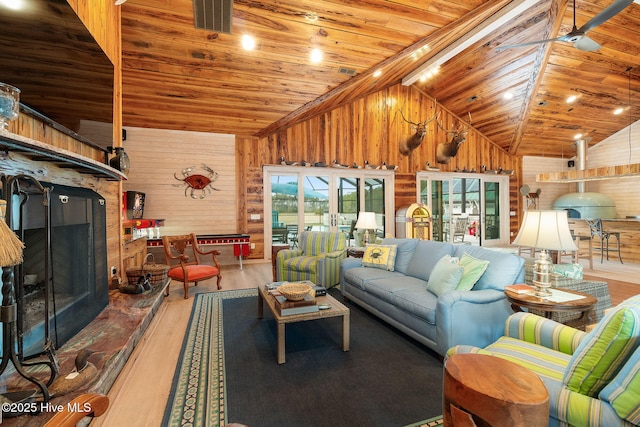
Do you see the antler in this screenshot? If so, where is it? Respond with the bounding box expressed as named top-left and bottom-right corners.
top-left (398, 105), bottom-right (439, 128)
top-left (437, 112), bottom-right (472, 134)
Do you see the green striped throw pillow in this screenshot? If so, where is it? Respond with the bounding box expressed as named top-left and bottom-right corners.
top-left (563, 304), bottom-right (640, 397)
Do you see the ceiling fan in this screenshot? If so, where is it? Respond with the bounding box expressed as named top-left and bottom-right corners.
top-left (497, 0), bottom-right (634, 52)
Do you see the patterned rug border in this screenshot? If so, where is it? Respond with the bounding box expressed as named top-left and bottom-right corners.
top-left (162, 288), bottom-right (441, 427)
top-left (162, 288), bottom-right (257, 427)
top-left (404, 415), bottom-right (444, 426)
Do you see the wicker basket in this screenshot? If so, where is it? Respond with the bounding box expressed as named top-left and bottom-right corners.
top-left (278, 282), bottom-right (312, 301)
top-left (126, 253), bottom-right (169, 287)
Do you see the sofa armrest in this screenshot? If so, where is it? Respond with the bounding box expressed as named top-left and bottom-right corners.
top-left (316, 249), bottom-right (348, 288)
top-left (436, 289), bottom-right (514, 356)
top-left (339, 257), bottom-right (362, 294)
top-left (276, 248), bottom-right (304, 261)
top-left (503, 312), bottom-right (588, 356)
top-left (324, 249), bottom-right (347, 259)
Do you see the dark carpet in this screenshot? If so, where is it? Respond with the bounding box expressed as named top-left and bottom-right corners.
top-left (224, 288), bottom-right (444, 427)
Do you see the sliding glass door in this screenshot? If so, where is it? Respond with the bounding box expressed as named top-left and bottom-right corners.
top-left (417, 172), bottom-right (509, 246)
top-left (265, 166), bottom-right (394, 255)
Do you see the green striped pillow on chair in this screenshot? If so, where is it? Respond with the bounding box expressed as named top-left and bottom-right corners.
top-left (563, 303), bottom-right (640, 397)
top-left (599, 346), bottom-right (640, 424)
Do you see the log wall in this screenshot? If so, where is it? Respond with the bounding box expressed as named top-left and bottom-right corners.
top-left (238, 85), bottom-right (524, 259)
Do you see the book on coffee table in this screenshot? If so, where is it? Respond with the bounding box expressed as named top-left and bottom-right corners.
top-left (273, 294), bottom-right (319, 316)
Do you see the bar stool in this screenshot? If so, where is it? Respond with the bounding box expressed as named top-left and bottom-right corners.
top-left (558, 233), bottom-right (593, 269)
top-left (586, 219), bottom-right (622, 264)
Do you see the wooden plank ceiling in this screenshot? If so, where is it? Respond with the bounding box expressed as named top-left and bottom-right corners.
top-left (121, 0), bottom-right (640, 158)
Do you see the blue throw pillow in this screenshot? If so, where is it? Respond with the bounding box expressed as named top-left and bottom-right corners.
top-left (426, 255), bottom-right (464, 297)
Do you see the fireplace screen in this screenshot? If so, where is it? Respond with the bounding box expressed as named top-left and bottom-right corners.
top-left (5, 181), bottom-right (108, 359)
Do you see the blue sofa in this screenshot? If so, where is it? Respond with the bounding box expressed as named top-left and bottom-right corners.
top-left (340, 238), bottom-right (525, 357)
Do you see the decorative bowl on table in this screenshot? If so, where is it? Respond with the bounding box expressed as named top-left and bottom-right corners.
top-left (278, 282), bottom-right (312, 301)
top-left (0, 82), bottom-right (20, 130)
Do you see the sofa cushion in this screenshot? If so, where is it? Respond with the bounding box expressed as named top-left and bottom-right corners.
top-left (599, 346), bottom-right (640, 424)
top-left (380, 238), bottom-right (418, 274)
top-left (426, 254), bottom-right (464, 297)
top-left (394, 286), bottom-right (438, 323)
top-left (303, 231), bottom-right (344, 256)
top-left (282, 256), bottom-right (318, 273)
top-left (366, 279), bottom-right (423, 306)
top-left (456, 253), bottom-right (489, 291)
top-left (405, 240), bottom-right (455, 282)
top-left (343, 267), bottom-right (404, 291)
top-left (483, 336), bottom-right (573, 382)
top-left (563, 303), bottom-right (640, 398)
top-left (362, 244), bottom-right (397, 271)
top-left (453, 245), bottom-right (524, 291)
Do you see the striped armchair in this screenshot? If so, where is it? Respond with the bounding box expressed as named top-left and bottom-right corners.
top-left (447, 296), bottom-right (640, 427)
top-left (275, 231), bottom-right (347, 288)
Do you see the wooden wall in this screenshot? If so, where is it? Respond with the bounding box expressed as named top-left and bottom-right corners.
top-left (67, 0), bottom-right (123, 276)
top-left (238, 84), bottom-right (523, 259)
top-left (122, 127), bottom-right (239, 263)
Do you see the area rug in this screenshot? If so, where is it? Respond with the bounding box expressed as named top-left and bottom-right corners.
top-left (163, 288), bottom-right (444, 427)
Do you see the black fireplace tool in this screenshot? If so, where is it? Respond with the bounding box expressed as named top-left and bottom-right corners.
top-left (0, 175), bottom-right (59, 415)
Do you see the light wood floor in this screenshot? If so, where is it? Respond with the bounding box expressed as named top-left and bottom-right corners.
top-left (93, 259), bottom-right (640, 426)
top-left (92, 261), bottom-right (271, 427)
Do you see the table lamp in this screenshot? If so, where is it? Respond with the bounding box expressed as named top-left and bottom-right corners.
top-left (512, 210), bottom-right (577, 297)
top-left (355, 212), bottom-right (378, 245)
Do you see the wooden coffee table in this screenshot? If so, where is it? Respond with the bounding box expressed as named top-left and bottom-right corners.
top-left (505, 286), bottom-right (597, 330)
top-left (257, 285), bottom-right (350, 364)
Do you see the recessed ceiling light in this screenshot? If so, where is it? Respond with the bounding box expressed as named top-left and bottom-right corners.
top-left (310, 48), bottom-right (323, 63)
top-left (613, 107), bottom-right (624, 115)
top-left (419, 65), bottom-right (439, 82)
top-left (566, 95), bottom-right (577, 103)
top-left (241, 35), bottom-right (256, 51)
top-left (503, 92), bottom-right (514, 100)
top-left (373, 69), bottom-right (382, 78)
top-left (0, 0), bottom-right (23, 9)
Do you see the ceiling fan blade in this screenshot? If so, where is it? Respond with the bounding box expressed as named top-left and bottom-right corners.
top-left (496, 35), bottom-right (571, 51)
top-left (573, 36), bottom-right (601, 51)
top-left (578, 0), bottom-right (634, 33)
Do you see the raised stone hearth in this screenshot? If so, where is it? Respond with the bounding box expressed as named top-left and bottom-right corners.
top-left (0, 281), bottom-right (168, 426)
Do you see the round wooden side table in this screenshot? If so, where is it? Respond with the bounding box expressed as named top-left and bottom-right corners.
top-left (505, 286), bottom-right (597, 329)
top-left (443, 353), bottom-right (549, 427)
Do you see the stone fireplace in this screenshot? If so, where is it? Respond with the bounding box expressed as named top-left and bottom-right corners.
top-left (5, 179), bottom-right (108, 359)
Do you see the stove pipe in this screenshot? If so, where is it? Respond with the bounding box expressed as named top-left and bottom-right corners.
top-left (552, 139), bottom-right (616, 219)
top-left (575, 139), bottom-right (587, 194)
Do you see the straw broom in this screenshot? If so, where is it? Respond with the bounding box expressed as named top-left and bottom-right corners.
top-left (0, 199), bottom-right (24, 267)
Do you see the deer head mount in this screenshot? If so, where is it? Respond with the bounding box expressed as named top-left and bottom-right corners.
top-left (398, 108), bottom-right (439, 156)
top-left (436, 113), bottom-right (471, 164)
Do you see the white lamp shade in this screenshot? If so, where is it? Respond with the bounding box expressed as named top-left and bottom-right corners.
top-left (355, 212), bottom-right (378, 230)
top-left (512, 210), bottom-right (577, 251)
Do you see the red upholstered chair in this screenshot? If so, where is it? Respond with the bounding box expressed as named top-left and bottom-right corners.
top-left (162, 233), bottom-right (222, 299)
